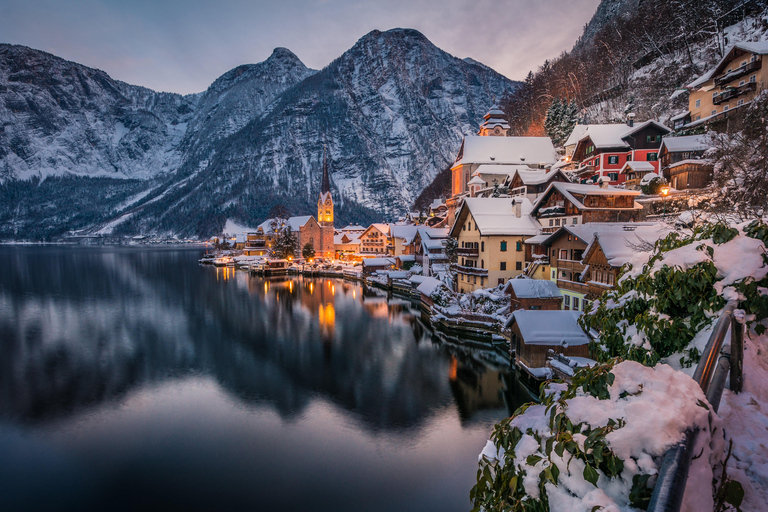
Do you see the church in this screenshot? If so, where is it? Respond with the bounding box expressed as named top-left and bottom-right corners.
top-left (310, 148), bottom-right (335, 259)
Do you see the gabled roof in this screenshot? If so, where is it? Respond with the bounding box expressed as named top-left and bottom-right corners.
top-left (449, 197), bottom-right (540, 237)
top-left (334, 232), bottom-right (361, 245)
top-left (473, 164), bottom-right (535, 178)
top-left (659, 134), bottom-right (709, 153)
top-left (564, 124), bottom-right (591, 148)
top-left (287, 216), bottom-right (314, 231)
top-left (620, 161), bottom-right (656, 174)
top-left (504, 310), bottom-right (590, 346)
top-left (574, 121), bottom-right (671, 150)
top-left (504, 278), bottom-right (563, 299)
top-left (687, 42), bottom-right (768, 89)
top-left (531, 182), bottom-right (641, 215)
top-left (341, 224), bottom-right (366, 231)
top-left (389, 225), bottom-right (420, 243)
top-left (538, 222), bottom-right (666, 250)
top-left (454, 136), bottom-right (558, 166)
top-left (582, 223), bottom-right (675, 267)
top-left (362, 257), bottom-right (396, 267)
top-left (511, 168), bottom-right (569, 186)
top-left (361, 223), bottom-right (390, 238)
top-left (468, 175), bottom-right (486, 185)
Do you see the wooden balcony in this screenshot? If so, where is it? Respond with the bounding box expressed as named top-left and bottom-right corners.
top-left (457, 247), bottom-right (479, 257)
top-left (713, 82), bottom-right (756, 105)
top-left (452, 264), bottom-right (488, 277)
top-left (714, 59), bottom-right (761, 86)
top-left (556, 279), bottom-right (589, 294)
top-left (588, 281), bottom-right (614, 297)
top-left (556, 259), bottom-right (585, 273)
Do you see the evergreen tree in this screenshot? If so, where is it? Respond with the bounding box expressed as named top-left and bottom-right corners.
top-left (558, 100), bottom-right (579, 146)
top-left (302, 242), bottom-right (316, 260)
top-left (544, 99), bottom-right (564, 145)
top-left (271, 226), bottom-right (297, 259)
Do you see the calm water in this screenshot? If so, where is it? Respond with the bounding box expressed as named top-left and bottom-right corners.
top-left (0, 246), bottom-right (535, 511)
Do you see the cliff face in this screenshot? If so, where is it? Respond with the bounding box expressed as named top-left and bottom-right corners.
top-left (0, 30), bottom-right (519, 239)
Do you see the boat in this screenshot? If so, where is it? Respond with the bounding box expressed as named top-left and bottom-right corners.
top-left (213, 256), bottom-right (234, 267)
top-left (199, 254), bottom-right (217, 264)
top-left (263, 259), bottom-right (290, 276)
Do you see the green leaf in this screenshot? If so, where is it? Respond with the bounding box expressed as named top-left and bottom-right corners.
top-left (724, 480), bottom-right (745, 508)
top-left (583, 463), bottom-right (599, 486)
top-left (526, 455), bottom-right (543, 466)
top-left (696, 399), bottom-right (710, 410)
top-left (554, 442), bottom-right (565, 458)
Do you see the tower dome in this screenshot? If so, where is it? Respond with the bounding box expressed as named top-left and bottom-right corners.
top-left (478, 105), bottom-right (510, 136)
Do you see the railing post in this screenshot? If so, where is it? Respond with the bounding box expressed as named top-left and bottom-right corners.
top-left (730, 315), bottom-right (744, 393)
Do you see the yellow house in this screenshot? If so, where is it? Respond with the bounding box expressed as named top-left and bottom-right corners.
top-left (449, 197), bottom-right (540, 293)
top-left (685, 42), bottom-right (768, 128)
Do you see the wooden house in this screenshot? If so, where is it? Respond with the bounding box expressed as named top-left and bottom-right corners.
top-left (530, 182), bottom-right (642, 234)
top-left (505, 310), bottom-right (591, 379)
top-left (619, 161), bottom-right (657, 190)
top-left (504, 168), bottom-right (570, 203)
top-left (658, 135), bottom-right (712, 190)
top-left (504, 278), bottom-right (562, 312)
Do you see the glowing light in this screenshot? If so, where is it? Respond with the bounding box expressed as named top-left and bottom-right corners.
top-left (353, 290), bottom-right (356, 299)
top-left (264, 282), bottom-right (269, 293)
top-left (449, 356), bottom-right (458, 382)
top-left (289, 281), bottom-right (294, 293)
top-left (331, 285), bottom-right (335, 295)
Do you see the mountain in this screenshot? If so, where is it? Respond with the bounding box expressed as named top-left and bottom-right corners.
top-left (0, 30), bottom-right (519, 240)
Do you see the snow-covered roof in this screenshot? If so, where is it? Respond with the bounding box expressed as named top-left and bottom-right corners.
top-left (660, 134), bottom-right (709, 153)
top-left (564, 125), bottom-right (591, 148)
top-left (513, 169), bottom-right (564, 185)
top-left (417, 227), bottom-right (449, 240)
top-left (397, 254), bottom-right (416, 262)
top-left (523, 234), bottom-right (551, 245)
top-left (584, 224), bottom-right (675, 267)
top-left (474, 164), bottom-right (536, 178)
top-left (670, 111), bottom-right (690, 122)
top-left (620, 161), bottom-right (656, 173)
top-left (334, 232), bottom-right (361, 244)
top-left (539, 222), bottom-right (663, 249)
top-left (532, 182), bottom-right (641, 215)
top-left (417, 277), bottom-right (447, 296)
top-left (423, 238), bottom-right (445, 251)
top-left (456, 136), bottom-right (558, 166)
top-left (639, 172), bottom-right (660, 184)
top-left (287, 216), bottom-right (313, 231)
top-left (505, 310), bottom-right (590, 346)
top-left (575, 121), bottom-right (671, 150)
top-left (668, 159), bottom-right (712, 169)
top-left (341, 224), bottom-right (365, 231)
top-left (452, 197), bottom-right (540, 237)
top-left (362, 257), bottom-right (395, 267)
top-left (468, 175), bottom-right (486, 185)
top-left (504, 279), bottom-right (563, 299)
top-left (390, 225), bottom-right (420, 243)
top-left (429, 199), bottom-right (445, 210)
top-left (687, 42), bottom-right (768, 89)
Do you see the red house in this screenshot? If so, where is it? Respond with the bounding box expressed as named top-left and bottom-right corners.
top-left (570, 120), bottom-right (670, 185)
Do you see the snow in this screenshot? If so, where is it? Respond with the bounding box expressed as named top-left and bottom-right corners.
top-left (223, 219), bottom-right (256, 236)
top-left (362, 257), bottom-right (395, 267)
top-left (457, 136), bottom-right (558, 166)
top-left (639, 172), bottom-right (660, 184)
top-left (668, 159), bottom-right (711, 169)
top-left (504, 278), bottom-right (562, 299)
top-left (660, 134), bottom-right (709, 153)
top-left (505, 310), bottom-right (590, 346)
top-left (416, 277), bottom-right (446, 296)
top-left (287, 216), bottom-right (313, 231)
top-left (574, 121), bottom-right (671, 150)
top-left (389, 224), bottom-right (420, 243)
top-left (454, 197), bottom-right (540, 236)
top-left (620, 160), bottom-right (655, 173)
top-left (533, 182), bottom-right (640, 214)
top-left (688, 42), bottom-right (768, 89)
top-left (586, 224), bottom-right (674, 267)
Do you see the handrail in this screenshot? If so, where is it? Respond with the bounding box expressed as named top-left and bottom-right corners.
top-left (648, 300), bottom-right (743, 512)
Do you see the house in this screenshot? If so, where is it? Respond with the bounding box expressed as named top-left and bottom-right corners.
top-left (504, 168), bottom-right (571, 203)
top-left (685, 42), bottom-right (768, 128)
top-left (244, 218), bottom-right (283, 256)
top-left (658, 135), bottom-right (713, 190)
top-left (362, 257), bottom-right (396, 276)
top-left (413, 227), bottom-right (449, 277)
top-left (395, 254), bottom-right (416, 270)
top-left (468, 164), bottom-right (537, 195)
top-left (389, 225), bottom-right (421, 257)
top-left (620, 161), bottom-right (657, 190)
top-left (334, 232), bottom-right (361, 260)
top-left (359, 224), bottom-right (391, 254)
top-left (504, 278), bottom-right (563, 312)
top-left (449, 197), bottom-right (540, 292)
top-left (450, 106), bottom-right (558, 198)
top-left (531, 181), bottom-right (643, 234)
top-left (580, 223), bottom-right (674, 303)
top-left (570, 119), bottom-right (671, 185)
top-left (505, 310), bottom-right (591, 379)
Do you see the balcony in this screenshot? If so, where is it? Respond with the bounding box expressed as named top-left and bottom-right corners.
top-left (556, 259), bottom-right (586, 273)
top-left (457, 247), bottom-right (479, 257)
top-left (557, 279), bottom-right (589, 294)
top-left (452, 264), bottom-right (488, 277)
top-left (714, 59), bottom-right (761, 86)
top-left (713, 82), bottom-right (756, 105)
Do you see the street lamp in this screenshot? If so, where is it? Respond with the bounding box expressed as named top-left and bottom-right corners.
top-left (660, 186), bottom-right (670, 220)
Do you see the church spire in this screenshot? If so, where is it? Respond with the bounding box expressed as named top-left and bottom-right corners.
top-left (321, 145), bottom-right (331, 194)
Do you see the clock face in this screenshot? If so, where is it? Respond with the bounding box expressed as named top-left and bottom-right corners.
top-left (494, 126), bottom-right (501, 135)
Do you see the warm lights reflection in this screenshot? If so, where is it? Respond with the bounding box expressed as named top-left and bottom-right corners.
top-left (449, 356), bottom-right (458, 382)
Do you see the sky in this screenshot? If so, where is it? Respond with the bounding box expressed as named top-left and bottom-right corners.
top-left (0, 0), bottom-right (602, 95)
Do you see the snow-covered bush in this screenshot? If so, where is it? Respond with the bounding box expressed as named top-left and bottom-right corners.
top-left (471, 360), bottom-right (727, 511)
top-left (581, 221), bottom-right (768, 367)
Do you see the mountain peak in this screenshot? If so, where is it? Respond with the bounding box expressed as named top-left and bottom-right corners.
top-left (358, 28), bottom-right (429, 45)
top-left (267, 47), bottom-right (302, 63)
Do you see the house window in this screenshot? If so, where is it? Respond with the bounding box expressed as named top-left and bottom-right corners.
top-left (711, 110), bottom-right (717, 116)
top-left (500, 241), bottom-right (507, 251)
top-left (516, 241), bottom-right (522, 251)
top-left (573, 297), bottom-right (580, 311)
top-left (608, 155), bottom-right (619, 165)
top-left (473, 276), bottom-right (477, 284)
top-left (647, 152), bottom-right (658, 162)
top-left (583, 300), bottom-right (591, 312)
top-left (646, 135), bottom-right (658, 143)
top-left (481, 241), bottom-right (484, 252)
top-left (564, 295), bottom-right (571, 309)
top-left (498, 279), bottom-right (504, 285)
top-left (573, 218), bottom-right (578, 224)
top-left (695, 99), bottom-right (701, 108)
top-left (551, 270), bottom-right (556, 279)
top-left (608, 172), bottom-right (619, 181)
top-left (739, 80), bottom-right (745, 86)
top-left (516, 261), bottom-right (522, 270)
top-left (549, 220), bottom-right (554, 227)
top-left (738, 99), bottom-right (744, 106)
top-left (750, 75), bottom-right (756, 83)
top-left (595, 157), bottom-right (601, 167)
top-left (500, 262), bottom-right (506, 271)
top-left (724, 105), bottom-right (729, 111)
top-left (481, 259), bottom-right (484, 269)
top-left (626, 154), bottom-right (632, 162)
top-left (568, 235), bottom-right (572, 241)
top-left (712, 92), bottom-right (718, 98)
top-left (481, 277), bottom-right (484, 286)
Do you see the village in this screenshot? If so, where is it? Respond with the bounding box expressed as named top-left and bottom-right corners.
top-left (201, 41), bottom-right (768, 387)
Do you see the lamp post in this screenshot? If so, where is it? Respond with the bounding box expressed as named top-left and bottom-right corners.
top-left (660, 186), bottom-right (670, 220)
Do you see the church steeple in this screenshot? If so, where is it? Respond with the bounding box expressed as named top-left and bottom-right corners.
top-left (478, 105), bottom-right (510, 136)
top-left (318, 146), bottom-right (333, 226)
top-left (321, 146), bottom-right (331, 194)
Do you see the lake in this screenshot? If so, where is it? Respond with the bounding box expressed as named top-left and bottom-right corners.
top-left (0, 246), bottom-right (535, 511)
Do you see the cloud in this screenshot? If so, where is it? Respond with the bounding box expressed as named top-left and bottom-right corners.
top-left (0, 0), bottom-right (600, 94)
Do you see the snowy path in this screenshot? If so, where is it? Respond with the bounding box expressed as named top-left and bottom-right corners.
top-left (719, 332), bottom-right (768, 511)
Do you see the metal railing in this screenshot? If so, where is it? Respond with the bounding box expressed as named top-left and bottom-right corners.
top-left (648, 300), bottom-right (744, 512)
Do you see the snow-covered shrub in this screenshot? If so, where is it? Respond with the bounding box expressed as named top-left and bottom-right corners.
top-left (471, 360), bottom-right (727, 512)
top-left (581, 221), bottom-right (768, 367)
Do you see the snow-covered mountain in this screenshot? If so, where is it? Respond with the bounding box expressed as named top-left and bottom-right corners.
top-left (0, 29), bottom-right (519, 239)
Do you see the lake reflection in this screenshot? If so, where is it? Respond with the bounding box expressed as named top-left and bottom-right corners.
top-left (0, 246), bottom-right (530, 511)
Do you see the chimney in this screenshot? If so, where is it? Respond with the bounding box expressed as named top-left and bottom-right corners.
top-left (598, 176), bottom-right (609, 189)
top-left (627, 112), bottom-right (635, 127)
top-left (513, 198), bottom-right (522, 218)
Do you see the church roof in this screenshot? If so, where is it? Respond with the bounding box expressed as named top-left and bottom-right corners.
top-left (456, 136), bottom-right (558, 166)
